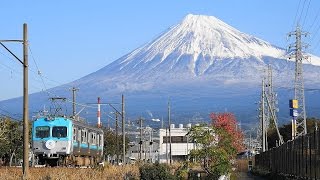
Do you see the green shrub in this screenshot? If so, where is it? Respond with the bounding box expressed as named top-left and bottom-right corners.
top-left (139, 163), bottom-right (176, 180)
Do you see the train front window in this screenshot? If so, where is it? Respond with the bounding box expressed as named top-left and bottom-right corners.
top-left (36, 126), bottom-right (50, 138)
top-left (52, 126), bottom-right (67, 138)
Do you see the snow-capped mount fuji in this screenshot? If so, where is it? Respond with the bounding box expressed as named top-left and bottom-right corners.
top-left (83, 14), bottom-right (287, 85)
top-left (2, 14), bottom-right (320, 126)
top-left (76, 14), bottom-right (320, 92)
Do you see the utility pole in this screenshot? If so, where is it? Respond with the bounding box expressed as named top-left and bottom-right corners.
top-left (115, 112), bottom-right (119, 165)
top-left (265, 93), bottom-right (284, 145)
top-left (70, 87), bottom-right (79, 117)
top-left (266, 65), bottom-right (273, 128)
top-left (261, 80), bottom-right (266, 152)
top-left (22, 23), bottom-right (29, 180)
top-left (144, 132), bottom-right (147, 160)
top-left (0, 23), bottom-right (29, 179)
top-left (166, 127), bottom-right (168, 164)
top-left (139, 117), bottom-right (143, 161)
top-left (121, 94), bottom-right (125, 164)
top-left (168, 100), bottom-right (172, 164)
top-left (265, 65), bottom-right (282, 145)
top-left (260, 66), bottom-right (283, 150)
top-left (288, 26), bottom-right (309, 137)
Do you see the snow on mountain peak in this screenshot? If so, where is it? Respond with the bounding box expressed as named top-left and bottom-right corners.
top-left (117, 14), bottom-right (285, 69)
top-left (87, 14), bottom-right (299, 84)
top-left (146, 14), bottom-right (284, 59)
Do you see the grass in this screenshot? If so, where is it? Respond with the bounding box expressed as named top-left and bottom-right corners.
top-left (0, 164), bottom-right (140, 180)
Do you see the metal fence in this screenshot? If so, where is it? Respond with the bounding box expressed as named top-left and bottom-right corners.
top-left (255, 129), bottom-right (320, 179)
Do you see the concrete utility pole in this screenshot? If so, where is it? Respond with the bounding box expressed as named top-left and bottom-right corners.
top-left (115, 112), bottom-right (119, 164)
top-left (70, 87), bottom-right (79, 117)
top-left (260, 66), bottom-right (283, 151)
top-left (166, 128), bottom-right (168, 164)
top-left (261, 80), bottom-right (266, 152)
top-left (22, 23), bottom-right (29, 180)
top-left (121, 94), bottom-right (125, 164)
top-left (168, 100), bottom-right (172, 164)
top-left (288, 26), bottom-right (309, 137)
top-left (139, 117), bottom-right (143, 161)
top-left (266, 66), bottom-right (282, 145)
top-left (0, 23), bottom-right (29, 179)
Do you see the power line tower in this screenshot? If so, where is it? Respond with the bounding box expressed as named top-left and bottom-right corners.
top-left (288, 26), bottom-right (309, 137)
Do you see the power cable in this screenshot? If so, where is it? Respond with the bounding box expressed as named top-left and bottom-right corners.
top-left (28, 46), bottom-right (49, 96)
top-left (301, 0), bottom-right (312, 28)
top-left (307, 6), bottom-right (320, 32)
top-left (292, 0), bottom-right (303, 30)
top-left (298, 0), bottom-right (308, 25)
top-left (1, 45), bottom-right (89, 110)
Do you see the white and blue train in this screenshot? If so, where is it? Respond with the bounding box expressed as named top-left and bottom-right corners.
top-left (32, 116), bottom-right (104, 166)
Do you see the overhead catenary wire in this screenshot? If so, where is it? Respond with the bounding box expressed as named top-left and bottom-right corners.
top-left (0, 44), bottom-right (95, 111)
top-left (28, 46), bottom-right (49, 96)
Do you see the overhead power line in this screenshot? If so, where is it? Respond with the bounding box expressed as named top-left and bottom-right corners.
top-left (301, 0), bottom-right (312, 28)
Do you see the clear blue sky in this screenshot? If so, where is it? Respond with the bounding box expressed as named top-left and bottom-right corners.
top-left (0, 0), bottom-right (319, 100)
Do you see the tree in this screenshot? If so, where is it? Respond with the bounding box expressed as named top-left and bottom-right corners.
top-left (0, 117), bottom-right (23, 166)
top-left (189, 124), bottom-right (237, 178)
top-left (267, 117), bottom-right (320, 148)
top-left (210, 113), bottom-right (245, 152)
top-left (103, 128), bottom-right (129, 162)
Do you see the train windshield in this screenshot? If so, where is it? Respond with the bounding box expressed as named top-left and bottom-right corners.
top-left (36, 126), bottom-right (50, 138)
top-left (52, 126), bottom-right (67, 138)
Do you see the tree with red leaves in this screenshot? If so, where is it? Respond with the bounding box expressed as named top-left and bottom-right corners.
top-left (210, 112), bottom-right (244, 152)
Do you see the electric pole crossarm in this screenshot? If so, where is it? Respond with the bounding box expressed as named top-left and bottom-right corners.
top-left (0, 40), bottom-right (23, 42)
top-left (0, 42), bottom-right (24, 64)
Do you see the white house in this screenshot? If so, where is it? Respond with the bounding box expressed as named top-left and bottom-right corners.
top-left (158, 123), bottom-right (196, 163)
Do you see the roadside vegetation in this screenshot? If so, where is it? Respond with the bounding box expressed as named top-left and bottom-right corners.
top-left (267, 117), bottom-right (320, 148)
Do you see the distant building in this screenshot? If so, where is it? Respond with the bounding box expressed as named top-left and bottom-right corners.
top-left (158, 123), bottom-right (196, 163)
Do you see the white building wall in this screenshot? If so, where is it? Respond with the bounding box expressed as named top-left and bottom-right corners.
top-left (158, 125), bottom-right (196, 163)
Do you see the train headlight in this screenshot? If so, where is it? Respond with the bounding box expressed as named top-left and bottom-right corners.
top-left (45, 140), bottom-right (56, 150)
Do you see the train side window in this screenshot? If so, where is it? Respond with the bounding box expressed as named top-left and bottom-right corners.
top-left (92, 133), bottom-right (96, 145)
top-left (77, 128), bottom-right (81, 141)
top-left (73, 128), bottom-right (77, 142)
top-left (84, 130), bottom-right (87, 143)
top-left (100, 134), bottom-right (103, 147)
top-left (88, 132), bottom-right (91, 144)
top-left (97, 134), bottom-right (99, 146)
top-left (82, 129), bottom-right (87, 143)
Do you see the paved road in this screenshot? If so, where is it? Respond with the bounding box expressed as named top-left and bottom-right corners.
top-left (237, 172), bottom-right (267, 180)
